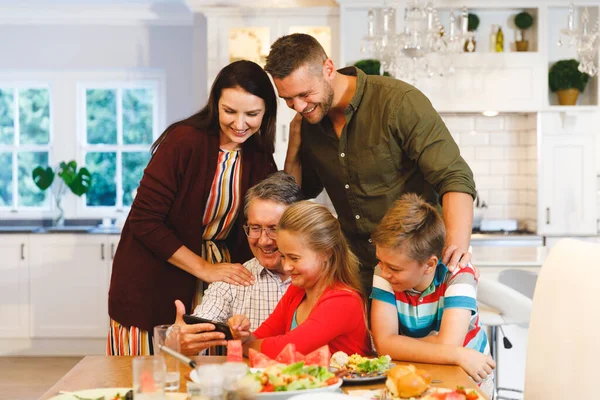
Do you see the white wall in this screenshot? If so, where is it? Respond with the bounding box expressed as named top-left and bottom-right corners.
top-left (444, 113), bottom-right (538, 231)
top-left (0, 23), bottom-right (198, 125)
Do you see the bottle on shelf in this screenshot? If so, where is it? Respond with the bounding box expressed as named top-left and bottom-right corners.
top-left (489, 24), bottom-right (497, 52)
top-left (495, 26), bottom-right (504, 52)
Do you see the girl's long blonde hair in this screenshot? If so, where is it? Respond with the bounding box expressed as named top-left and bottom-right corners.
top-left (278, 201), bottom-right (364, 300)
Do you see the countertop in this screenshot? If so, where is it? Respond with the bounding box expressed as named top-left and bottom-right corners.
top-left (472, 245), bottom-right (547, 267)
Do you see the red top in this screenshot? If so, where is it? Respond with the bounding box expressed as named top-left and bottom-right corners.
top-left (254, 285), bottom-right (373, 357)
top-left (108, 125), bottom-right (276, 331)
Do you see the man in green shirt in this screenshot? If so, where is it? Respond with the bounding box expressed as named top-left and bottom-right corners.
top-left (264, 34), bottom-right (476, 296)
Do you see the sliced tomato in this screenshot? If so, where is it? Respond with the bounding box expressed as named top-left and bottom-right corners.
top-left (303, 344), bottom-right (331, 367)
top-left (324, 377), bottom-right (339, 386)
top-left (249, 348), bottom-right (276, 368)
top-left (226, 340), bottom-right (243, 362)
top-left (275, 343), bottom-right (297, 364)
top-left (261, 383), bottom-right (275, 392)
top-left (465, 392), bottom-right (479, 400)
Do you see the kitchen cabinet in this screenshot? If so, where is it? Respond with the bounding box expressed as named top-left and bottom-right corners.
top-left (29, 234), bottom-right (113, 338)
top-left (0, 235), bottom-right (30, 338)
top-left (538, 131), bottom-right (596, 235)
top-left (197, 5), bottom-right (339, 168)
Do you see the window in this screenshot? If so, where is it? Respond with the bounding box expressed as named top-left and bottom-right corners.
top-left (0, 85), bottom-right (51, 210)
top-left (80, 82), bottom-right (159, 211)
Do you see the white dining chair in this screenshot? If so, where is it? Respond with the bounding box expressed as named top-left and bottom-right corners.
top-left (524, 238), bottom-right (600, 400)
top-left (477, 276), bottom-right (533, 400)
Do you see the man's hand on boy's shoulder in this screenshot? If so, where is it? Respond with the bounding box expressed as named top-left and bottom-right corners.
top-left (443, 245), bottom-right (479, 278)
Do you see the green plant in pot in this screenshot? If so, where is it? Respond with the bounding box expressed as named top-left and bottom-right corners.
top-left (548, 59), bottom-right (590, 105)
top-left (32, 160), bottom-right (92, 227)
top-left (353, 59), bottom-right (390, 76)
top-left (515, 11), bottom-right (534, 52)
top-left (464, 13), bottom-right (480, 52)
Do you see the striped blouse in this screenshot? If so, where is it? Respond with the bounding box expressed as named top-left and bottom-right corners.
top-left (202, 149), bottom-right (242, 241)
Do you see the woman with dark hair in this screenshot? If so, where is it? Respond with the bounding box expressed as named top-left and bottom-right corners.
top-left (107, 60), bottom-right (278, 355)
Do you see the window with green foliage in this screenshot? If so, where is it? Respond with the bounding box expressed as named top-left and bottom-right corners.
top-left (0, 86), bottom-right (51, 209)
top-left (82, 85), bottom-right (156, 210)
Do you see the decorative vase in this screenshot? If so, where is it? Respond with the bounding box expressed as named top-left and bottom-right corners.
top-left (557, 88), bottom-right (580, 105)
top-left (464, 37), bottom-right (476, 52)
top-left (51, 179), bottom-right (67, 227)
top-left (516, 40), bottom-right (529, 51)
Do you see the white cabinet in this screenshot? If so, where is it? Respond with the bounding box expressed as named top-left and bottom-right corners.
top-left (0, 235), bottom-right (30, 338)
top-left (198, 5), bottom-right (339, 168)
top-left (538, 130), bottom-right (596, 235)
top-left (29, 234), bottom-right (112, 338)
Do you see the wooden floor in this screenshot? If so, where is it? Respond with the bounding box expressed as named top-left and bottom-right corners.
top-left (0, 357), bottom-right (81, 400)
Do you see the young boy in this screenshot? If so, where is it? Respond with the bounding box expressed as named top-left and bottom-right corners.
top-left (370, 193), bottom-right (495, 396)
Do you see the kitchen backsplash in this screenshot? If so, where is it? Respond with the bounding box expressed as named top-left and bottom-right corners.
top-left (442, 113), bottom-right (538, 232)
top-left (315, 113), bottom-right (538, 232)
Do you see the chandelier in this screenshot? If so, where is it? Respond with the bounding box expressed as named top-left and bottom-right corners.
top-left (361, 1), bottom-right (472, 83)
top-left (559, 3), bottom-right (600, 76)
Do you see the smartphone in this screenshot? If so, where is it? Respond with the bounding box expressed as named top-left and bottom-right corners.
top-left (183, 314), bottom-right (234, 340)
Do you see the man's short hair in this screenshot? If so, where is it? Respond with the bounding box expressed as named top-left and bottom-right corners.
top-left (265, 33), bottom-right (328, 79)
top-left (244, 171), bottom-right (304, 217)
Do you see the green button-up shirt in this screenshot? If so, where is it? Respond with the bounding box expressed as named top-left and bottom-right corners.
top-left (300, 67), bottom-right (476, 272)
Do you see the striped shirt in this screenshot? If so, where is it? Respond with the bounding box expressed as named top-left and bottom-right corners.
top-left (193, 257), bottom-right (291, 330)
top-left (202, 149), bottom-right (242, 241)
top-left (371, 263), bottom-right (489, 354)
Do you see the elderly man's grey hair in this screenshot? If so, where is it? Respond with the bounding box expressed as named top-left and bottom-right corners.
top-left (244, 171), bottom-right (304, 217)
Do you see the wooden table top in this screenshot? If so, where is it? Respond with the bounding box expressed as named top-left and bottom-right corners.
top-left (40, 355), bottom-right (486, 399)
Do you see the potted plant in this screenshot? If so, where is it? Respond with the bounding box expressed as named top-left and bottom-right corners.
top-left (464, 13), bottom-right (480, 52)
top-left (548, 59), bottom-right (590, 105)
top-left (32, 160), bottom-right (92, 227)
top-left (514, 11), bottom-right (534, 52)
top-left (353, 59), bottom-right (390, 76)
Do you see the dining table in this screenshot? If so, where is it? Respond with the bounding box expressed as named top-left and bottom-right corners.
top-left (39, 355), bottom-right (487, 399)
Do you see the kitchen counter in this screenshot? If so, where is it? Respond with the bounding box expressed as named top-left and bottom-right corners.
top-left (472, 245), bottom-right (547, 267)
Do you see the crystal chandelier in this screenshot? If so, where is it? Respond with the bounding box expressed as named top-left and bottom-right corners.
top-left (559, 3), bottom-right (600, 76)
top-left (361, 1), bottom-right (472, 84)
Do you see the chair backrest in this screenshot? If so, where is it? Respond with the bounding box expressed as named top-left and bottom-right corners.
top-left (524, 238), bottom-right (600, 400)
top-left (477, 276), bottom-right (532, 326)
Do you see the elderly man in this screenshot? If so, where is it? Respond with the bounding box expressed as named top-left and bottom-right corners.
top-left (172, 171), bottom-right (303, 355)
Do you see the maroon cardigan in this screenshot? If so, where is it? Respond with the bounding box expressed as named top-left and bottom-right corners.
top-left (108, 125), bottom-right (277, 331)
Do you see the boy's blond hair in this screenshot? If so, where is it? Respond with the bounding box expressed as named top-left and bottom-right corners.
top-left (371, 193), bottom-right (446, 263)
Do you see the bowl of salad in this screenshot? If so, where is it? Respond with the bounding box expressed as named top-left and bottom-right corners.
top-left (240, 361), bottom-right (343, 400)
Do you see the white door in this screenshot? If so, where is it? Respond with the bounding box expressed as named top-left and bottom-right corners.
top-left (0, 235), bottom-right (30, 338)
top-left (29, 234), bottom-right (110, 338)
top-left (539, 134), bottom-right (596, 235)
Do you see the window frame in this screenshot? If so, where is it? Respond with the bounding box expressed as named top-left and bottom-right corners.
top-left (76, 75), bottom-right (165, 217)
top-left (0, 80), bottom-right (53, 213)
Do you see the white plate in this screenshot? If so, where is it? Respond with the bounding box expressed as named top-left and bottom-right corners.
top-left (190, 369), bottom-right (343, 400)
top-left (49, 388), bottom-right (187, 400)
top-left (331, 363), bottom-right (396, 383)
top-left (48, 388), bottom-right (133, 400)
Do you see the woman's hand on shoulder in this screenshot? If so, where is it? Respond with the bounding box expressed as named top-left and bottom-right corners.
top-left (198, 262), bottom-right (255, 286)
top-left (173, 300), bottom-right (228, 356)
top-left (227, 314), bottom-right (251, 341)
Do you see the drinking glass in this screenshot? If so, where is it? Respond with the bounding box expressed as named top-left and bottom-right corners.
top-left (132, 356), bottom-right (166, 399)
top-left (153, 324), bottom-right (181, 391)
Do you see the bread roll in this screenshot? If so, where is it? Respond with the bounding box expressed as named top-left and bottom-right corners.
top-left (385, 364), bottom-right (431, 398)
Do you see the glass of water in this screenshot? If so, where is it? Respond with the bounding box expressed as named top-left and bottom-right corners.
top-left (153, 324), bottom-right (181, 391)
top-left (132, 356), bottom-right (166, 399)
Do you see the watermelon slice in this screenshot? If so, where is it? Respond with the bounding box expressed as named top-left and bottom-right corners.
top-left (294, 351), bottom-right (306, 362)
top-left (249, 348), bottom-right (277, 368)
top-left (226, 340), bottom-right (243, 362)
top-left (275, 343), bottom-right (297, 364)
top-left (304, 345), bottom-right (331, 367)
